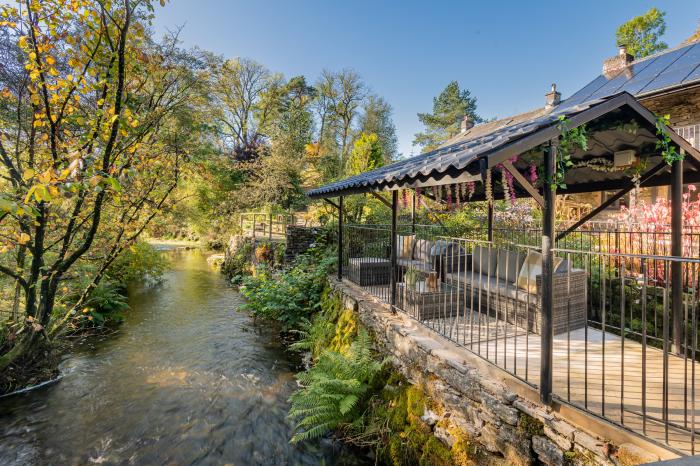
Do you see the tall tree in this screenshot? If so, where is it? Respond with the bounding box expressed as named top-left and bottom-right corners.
top-left (332, 70), bottom-right (365, 172)
top-left (0, 0), bottom-right (202, 366)
top-left (210, 57), bottom-right (282, 161)
top-left (359, 95), bottom-right (398, 163)
top-left (616, 8), bottom-right (668, 59)
top-left (413, 81), bottom-right (480, 152)
top-left (346, 133), bottom-right (384, 176)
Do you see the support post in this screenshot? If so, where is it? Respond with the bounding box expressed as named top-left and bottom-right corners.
top-left (390, 190), bottom-right (398, 308)
top-left (671, 157), bottom-right (683, 354)
top-left (487, 203), bottom-right (494, 242)
top-left (411, 190), bottom-right (416, 233)
top-left (540, 140), bottom-right (557, 405)
top-left (338, 196), bottom-right (344, 280)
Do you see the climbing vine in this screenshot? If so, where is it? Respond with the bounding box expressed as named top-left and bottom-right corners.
top-left (656, 114), bottom-right (683, 165)
top-left (551, 116), bottom-right (588, 191)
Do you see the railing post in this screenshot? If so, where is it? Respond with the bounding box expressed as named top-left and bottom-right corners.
top-left (269, 212), bottom-right (273, 240)
top-left (390, 190), bottom-right (398, 308)
top-left (671, 155), bottom-right (683, 354)
top-left (540, 139), bottom-right (557, 405)
top-left (338, 196), bottom-right (344, 280)
top-left (487, 202), bottom-right (494, 242)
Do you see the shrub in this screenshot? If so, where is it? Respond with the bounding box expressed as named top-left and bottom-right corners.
top-left (107, 241), bottom-right (168, 286)
top-left (239, 247), bottom-right (335, 331)
top-left (76, 279), bottom-right (130, 327)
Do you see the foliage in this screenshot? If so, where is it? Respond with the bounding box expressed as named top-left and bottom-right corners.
top-left (346, 132), bottom-right (384, 176)
top-left (413, 81), bottom-right (481, 152)
top-left (553, 117), bottom-right (588, 191)
top-left (0, 0), bottom-right (204, 367)
top-left (359, 95), bottom-right (398, 163)
top-left (107, 242), bottom-right (168, 286)
top-left (78, 279), bottom-right (130, 328)
top-left (240, 248), bottom-right (335, 330)
top-left (288, 330), bottom-right (388, 443)
top-left (655, 114), bottom-right (682, 165)
top-left (616, 7), bottom-right (668, 59)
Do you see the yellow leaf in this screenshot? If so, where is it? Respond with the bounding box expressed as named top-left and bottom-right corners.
top-left (18, 232), bottom-right (30, 245)
top-left (22, 168), bottom-right (35, 180)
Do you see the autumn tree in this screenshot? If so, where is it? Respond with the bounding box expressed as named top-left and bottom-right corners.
top-left (0, 0), bottom-right (202, 367)
top-left (616, 7), bottom-right (668, 59)
top-left (413, 81), bottom-right (481, 152)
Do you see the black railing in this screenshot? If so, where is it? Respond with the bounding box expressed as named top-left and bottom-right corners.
top-left (340, 222), bottom-right (700, 455)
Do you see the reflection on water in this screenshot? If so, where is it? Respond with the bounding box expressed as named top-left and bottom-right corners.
top-left (0, 248), bottom-right (366, 466)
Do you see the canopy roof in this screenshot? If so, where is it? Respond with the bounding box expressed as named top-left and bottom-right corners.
top-left (307, 92), bottom-right (700, 200)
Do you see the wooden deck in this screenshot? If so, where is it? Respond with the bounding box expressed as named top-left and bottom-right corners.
top-left (419, 312), bottom-right (700, 455)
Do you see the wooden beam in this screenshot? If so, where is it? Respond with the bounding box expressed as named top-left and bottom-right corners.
top-left (501, 160), bottom-right (544, 207)
top-left (323, 198), bottom-right (340, 210)
top-left (556, 161), bottom-right (668, 241)
top-left (370, 192), bottom-right (392, 209)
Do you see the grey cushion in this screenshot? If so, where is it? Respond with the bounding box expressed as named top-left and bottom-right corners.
top-left (496, 249), bottom-right (525, 282)
top-left (413, 239), bottom-right (433, 262)
top-left (472, 245), bottom-right (497, 276)
top-left (445, 271), bottom-right (536, 302)
top-left (399, 258), bottom-right (434, 272)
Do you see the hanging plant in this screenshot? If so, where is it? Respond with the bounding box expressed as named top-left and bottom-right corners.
top-left (656, 114), bottom-right (683, 165)
top-left (528, 165), bottom-right (538, 184)
top-left (447, 187), bottom-right (453, 211)
top-left (552, 116), bottom-right (588, 191)
top-left (455, 187), bottom-right (461, 209)
top-left (485, 169), bottom-right (493, 205)
top-left (416, 187), bottom-right (422, 208)
top-left (402, 189), bottom-right (408, 209)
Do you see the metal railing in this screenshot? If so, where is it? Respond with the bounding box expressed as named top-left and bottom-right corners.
top-left (340, 222), bottom-right (700, 455)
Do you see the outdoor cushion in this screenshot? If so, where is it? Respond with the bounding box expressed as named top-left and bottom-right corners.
top-left (445, 271), bottom-right (536, 302)
top-left (471, 245), bottom-right (497, 276)
top-left (413, 239), bottom-right (433, 262)
top-left (496, 249), bottom-right (525, 283)
top-left (516, 250), bottom-right (563, 293)
top-left (397, 234), bottom-right (416, 259)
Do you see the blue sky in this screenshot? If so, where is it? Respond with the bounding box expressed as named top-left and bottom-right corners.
top-left (153, 1), bottom-right (699, 157)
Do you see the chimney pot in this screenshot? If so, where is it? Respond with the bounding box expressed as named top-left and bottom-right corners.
top-left (460, 115), bottom-right (474, 133)
top-left (545, 83), bottom-right (561, 109)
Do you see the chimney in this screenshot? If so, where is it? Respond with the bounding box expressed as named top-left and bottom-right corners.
top-left (545, 83), bottom-right (561, 109)
top-left (602, 44), bottom-right (634, 77)
top-left (460, 115), bottom-right (474, 133)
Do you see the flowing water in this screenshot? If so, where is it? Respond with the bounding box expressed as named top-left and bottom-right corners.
top-left (0, 248), bottom-right (367, 466)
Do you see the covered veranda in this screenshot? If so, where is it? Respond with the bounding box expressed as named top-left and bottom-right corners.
top-left (308, 91), bottom-right (700, 455)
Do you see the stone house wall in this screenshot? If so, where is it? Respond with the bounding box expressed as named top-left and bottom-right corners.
top-left (330, 278), bottom-right (675, 465)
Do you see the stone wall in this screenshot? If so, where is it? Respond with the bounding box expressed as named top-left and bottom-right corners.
top-left (642, 87), bottom-right (700, 129)
top-left (284, 226), bottom-right (320, 263)
top-left (330, 278), bottom-right (672, 466)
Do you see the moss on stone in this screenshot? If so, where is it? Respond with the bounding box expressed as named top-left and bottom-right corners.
top-left (563, 449), bottom-right (597, 466)
top-left (419, 436), bottom-right (454, 466)
top-left (518, 412), bottom-right (544, 437)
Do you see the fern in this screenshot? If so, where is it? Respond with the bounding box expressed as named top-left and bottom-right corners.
top-left (288, 329), bottom-right (387, 443)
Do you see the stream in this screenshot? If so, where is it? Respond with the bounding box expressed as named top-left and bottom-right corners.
top-left (0, 247), bottom-right (367, 466)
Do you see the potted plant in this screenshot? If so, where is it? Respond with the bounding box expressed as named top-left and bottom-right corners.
top-left (404, 266), bottom-right (420, 289)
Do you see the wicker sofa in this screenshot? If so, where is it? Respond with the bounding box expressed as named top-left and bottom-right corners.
top-left (395, 235), bottom-right (465, 278)
top-left (443, 245), bottom-right (587, 335)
